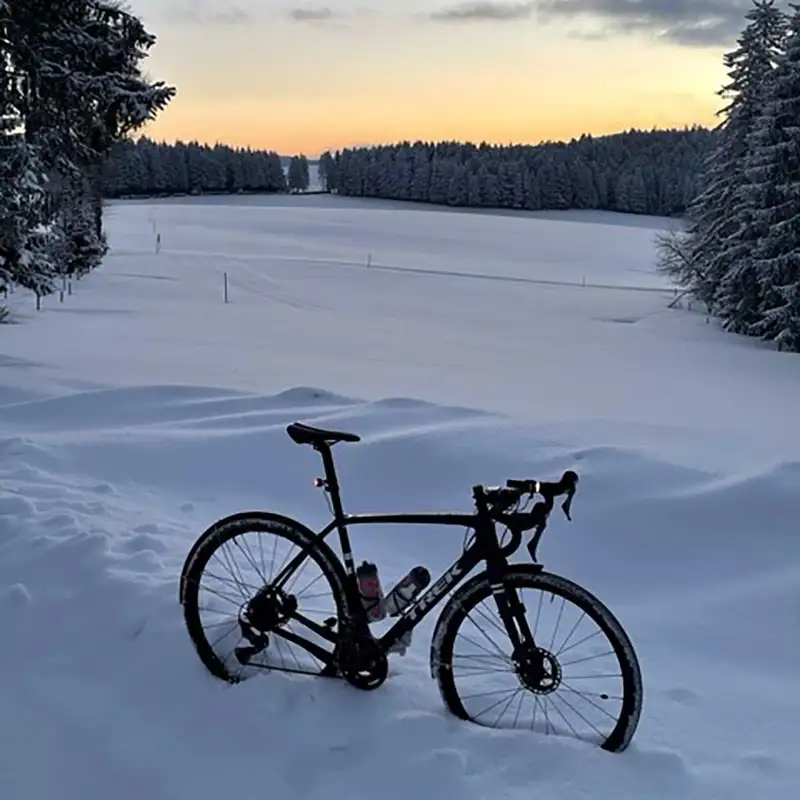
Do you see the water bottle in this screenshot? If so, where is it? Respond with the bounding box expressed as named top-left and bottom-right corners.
top-left (356, 561), bottom-right (386, 622)
top-left (383, 566), bottom-right (431, 617)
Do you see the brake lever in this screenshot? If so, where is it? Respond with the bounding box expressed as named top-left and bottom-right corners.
top-left (561, 490), bottom-right (575, 521)
top-left (527, 518), bottom-right (547, 562)
top-left (560, 471), bottom-right (579, 521)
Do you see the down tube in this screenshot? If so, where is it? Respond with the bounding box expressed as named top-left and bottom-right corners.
top-left (378, 543), bottom-right (484, 652)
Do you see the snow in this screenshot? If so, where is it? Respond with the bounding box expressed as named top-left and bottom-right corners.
top-left (1, 195), bottom-right (799, 799)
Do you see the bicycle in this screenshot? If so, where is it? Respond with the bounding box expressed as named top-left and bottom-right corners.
top-left (179, 421), bottom-right (643, 752)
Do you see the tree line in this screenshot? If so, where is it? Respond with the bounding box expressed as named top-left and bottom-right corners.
top-left (0, 0), bottom-right (174, 307)
top-left (656, 0), bottom-right (800, 352)
top-left (317, 128), bottom-right (715, 218)
top-left (7, 1), bottom-right (797, 353)
top-left (102, 138), bottom-right (312, 197)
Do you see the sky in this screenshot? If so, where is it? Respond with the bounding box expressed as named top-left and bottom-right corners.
top-left (130, 0), bottom-right (757, 157)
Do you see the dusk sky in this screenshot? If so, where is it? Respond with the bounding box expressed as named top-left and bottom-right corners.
top-left (130, 1), bottom-right (753, 156)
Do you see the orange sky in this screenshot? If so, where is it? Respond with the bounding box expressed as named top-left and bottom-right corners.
top-left (130, 1), bottom-right (730, 157)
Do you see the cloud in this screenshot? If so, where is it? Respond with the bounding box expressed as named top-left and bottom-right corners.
top-left (536, 0), bottom-right (752, 47)
top-left (427, 0), bottom-right (753, 45)
top-left (289, 6), bottom-right (337, 21)
top-left (429, 2), bottom-right (536, 21)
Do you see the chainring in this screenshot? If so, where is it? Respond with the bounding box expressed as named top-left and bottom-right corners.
top-left (336, 633), bottom-right (388, 691)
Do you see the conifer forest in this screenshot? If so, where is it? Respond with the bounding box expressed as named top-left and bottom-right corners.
top-left (2, 0), bottom-right (799, 351)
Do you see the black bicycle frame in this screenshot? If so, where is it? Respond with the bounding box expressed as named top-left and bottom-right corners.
top-left (272, 442), bottom-right (533, 657)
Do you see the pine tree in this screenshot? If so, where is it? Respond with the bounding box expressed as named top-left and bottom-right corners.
top-left (287, 154), bottom-right (310, 192)
top-left (737, 3), bottom-right (800, 349)
top-left (0, 132), bottom-right (57, 294)
top-left (0, 0), bottom-right (175, 301)
top-left (318, 151), bottom-right (335, 191)
top-left (670, 0), bottom-right (787, 309)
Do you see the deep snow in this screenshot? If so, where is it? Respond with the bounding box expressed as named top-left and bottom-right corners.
top-left (1, 195), bottom-right (799, 799)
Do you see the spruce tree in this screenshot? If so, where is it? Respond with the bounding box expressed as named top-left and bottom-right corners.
top-left (737, 2), bottom-right (800, 349)
top-left (318, 151), bottom-right (335, 191)
top-left (287, 154), bottom-right (310, 192)
top-left (675, 0), bottom-right (787, 310)
top-left (0, 0), bottom-right (175, 303)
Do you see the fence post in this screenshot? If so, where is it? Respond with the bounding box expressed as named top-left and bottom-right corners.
top-left (223, 271), bottom-right (228, 303)
top-left (367, 253), bottom-right (372, 268)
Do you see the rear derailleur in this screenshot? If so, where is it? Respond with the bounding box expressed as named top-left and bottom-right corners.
top-left (234, 586), bottom-right (297, 665)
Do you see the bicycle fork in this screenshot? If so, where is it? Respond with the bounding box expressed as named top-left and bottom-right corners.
top-left (491, 572), bottom-right (551, 686)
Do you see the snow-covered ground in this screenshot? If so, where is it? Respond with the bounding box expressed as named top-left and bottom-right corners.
top-left (1, 195), bottom-right (799, 799)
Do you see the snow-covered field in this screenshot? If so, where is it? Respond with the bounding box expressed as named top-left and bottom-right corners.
top-left (1, 195), bottom-right (799, 799)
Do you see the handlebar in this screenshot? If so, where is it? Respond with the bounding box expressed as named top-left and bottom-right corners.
top-left (505, 470), bottom-right (579, 520)
top-left (473, 470), bottom-right (580, 562)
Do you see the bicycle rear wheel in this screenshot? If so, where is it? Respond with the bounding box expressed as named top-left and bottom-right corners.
top-left (181, 512), bottom-right (348, 683)
top-left (432, 566), bottom-right (642, 752)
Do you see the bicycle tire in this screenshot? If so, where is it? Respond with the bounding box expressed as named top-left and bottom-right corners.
top-left (181, 511), bottom-right (349, 683)
top-left (431, 566), bottom-right (643, 752)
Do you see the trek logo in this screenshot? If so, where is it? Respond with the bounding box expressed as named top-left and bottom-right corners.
top-left (405, 561), bottom-right (465, 623)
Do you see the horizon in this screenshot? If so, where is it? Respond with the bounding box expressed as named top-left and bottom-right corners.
top-left (132, 1), bottom-right (754, 158)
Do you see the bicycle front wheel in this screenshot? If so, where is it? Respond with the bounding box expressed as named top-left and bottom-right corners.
top-left (181, 512), bottom-right (349, 683)
top-left (432, 567), bottom-right (642, 752)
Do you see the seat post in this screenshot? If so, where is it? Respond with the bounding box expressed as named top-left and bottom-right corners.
top-left (315, 444), bottom-right (359, 573)
top-left (317, 443), bottom-right (345, 517)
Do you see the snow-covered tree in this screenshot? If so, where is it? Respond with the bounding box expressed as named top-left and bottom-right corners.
top-left (733, 2), bottom-right (800, 349)
top-left (287, 154), bottom-right (310, 192)
top-left (669, 0), bottom-right (788, 309)
top-left (318, 151), bottom-right (336, 192)
top-left (0, 0), bottom-right (175, 299)
top-left (0, 133), bottom-right (57, 294)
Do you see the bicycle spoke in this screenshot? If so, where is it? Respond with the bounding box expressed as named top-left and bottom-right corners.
top-left (441, 573), bottom-right (638, 750)
top-left (549, 689), bottom-right (607, 741)
top-left (560, 649), bottom-right (615, 668)
top-left (555, 610), bottom-right (586, 656)
top-left (462, 607), bottom-right (512, 661)
top-left (472, 602), bottom-right (510, 640)
top-left (203, 570), bottom-right (260, 596)
top-left (548, 595), bottom-right (566, 652)
top-left (557, 628), bottom-right (604, 658)
top-left (471, 688), bottom-right (523, 725)
top-left (561, 681), bottom-right (621, 721)
top-left (547, 692), bottom-right (581, 739)
top-left (191, 525), bottom-right (342, 678)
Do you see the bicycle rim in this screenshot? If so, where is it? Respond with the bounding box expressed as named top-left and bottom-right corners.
top-left (182, 514), bottom-right (348, 683)
top-left (433, 567), bottom-right (643, 752)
